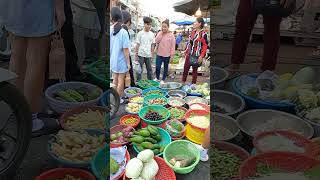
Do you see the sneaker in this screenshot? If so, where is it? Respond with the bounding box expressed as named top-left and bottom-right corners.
top-left (120, 98), bottom-right (125, 104)
top-left (32, 118), bottom-right (44, 132)
top-left (154, 78), bottom-right (159, 82)
top-left (194, 144), bottom-right (209, 162)
top-left (160, 80), bottom-right (165, 85)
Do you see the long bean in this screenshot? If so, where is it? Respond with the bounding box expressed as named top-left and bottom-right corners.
top-left (210, 145), bottom-right (241, 180)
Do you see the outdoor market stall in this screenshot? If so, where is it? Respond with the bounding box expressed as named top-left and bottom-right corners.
top-left (110, 80), bottom-right (210, 180)
top-left (211, 65), bottom-right (320, 180)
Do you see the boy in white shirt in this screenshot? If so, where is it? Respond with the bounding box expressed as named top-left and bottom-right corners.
top-left (135, 17), bottom-right (155, 81)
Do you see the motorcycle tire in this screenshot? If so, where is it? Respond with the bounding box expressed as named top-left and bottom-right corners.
top-left (109, 87), bottom-right (120, 120)
top-left (0, 82), bottom-right (32, 179)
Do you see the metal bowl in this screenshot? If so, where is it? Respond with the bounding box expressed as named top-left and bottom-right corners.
top-left (160, 82), bottom-right (182, 90)
top-left (211, 66), bottom-right (229, 89)
top-left (168, 97), bottom-right (186, 107)
top-left (168, 90), bottom-right (187, 99)
top-left (184, 96), bottom-right (209, 106)
top-left (212, 113), bottom-right (240, 141)
top-left (212, 90), bottom-right (245, 117)
top-left (237, 109), bottom-right (314, 139)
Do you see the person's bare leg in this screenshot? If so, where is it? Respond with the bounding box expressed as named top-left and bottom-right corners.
top-left (117, 73), bottom-right (126, 97)
top-left (202, 127), bottom-right (210, 149)
top-left (24, 36), bottom-right (50, 113)
top-left (113, 73), bottom-right (119, 91)
top-left (8, 33), bottom-right (27, 90)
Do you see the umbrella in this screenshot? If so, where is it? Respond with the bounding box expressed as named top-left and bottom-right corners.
top-left (173, 0), bottom-right (209, 16)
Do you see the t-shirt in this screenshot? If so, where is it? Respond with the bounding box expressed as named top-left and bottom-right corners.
top-left (110, 27), bottom-right (130, 73)
top-left (136, 30), bottom-right (155, 58)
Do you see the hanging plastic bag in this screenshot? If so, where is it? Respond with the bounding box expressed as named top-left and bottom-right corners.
top-left (133, 61), bottom-right (141, 74)
top-left (49, 31), bottom-right (65, 80)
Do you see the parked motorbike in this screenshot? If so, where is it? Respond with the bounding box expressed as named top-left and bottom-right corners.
top-left (0, 68), bottom-right (32, 178)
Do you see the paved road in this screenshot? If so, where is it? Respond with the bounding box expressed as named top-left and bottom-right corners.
top-left (111, 104), bottom-right (210, 180)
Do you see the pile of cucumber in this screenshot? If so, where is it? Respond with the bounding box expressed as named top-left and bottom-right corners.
top-left (53, 87), bottom-right (101, 102)
top-left (130, 125), bottom-right (164, 155)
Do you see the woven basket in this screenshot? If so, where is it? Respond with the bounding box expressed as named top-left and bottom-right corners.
top-left (45, 81), bottom-right (103, 114)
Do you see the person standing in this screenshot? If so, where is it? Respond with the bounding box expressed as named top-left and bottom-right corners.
top-left (121, 10), bottom-right (135, 87)
top-left (175, 32), bottom-right (183, 50)
top-left (0, 0), bottom-right (65, 133)
top-left (110, 7), bottom-right (131, 103)
top-left (154, 20), bottom-right (175, 84)
top-left (135, 17), bottom-right (155, 81)
top-left (227, 0), bottom-right (295, 73)
top-left (182, 17), bottom-right (208, 85)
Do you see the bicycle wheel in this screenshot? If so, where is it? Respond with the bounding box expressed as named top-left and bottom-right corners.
top-left (0, 82), bottom-right (32, 178)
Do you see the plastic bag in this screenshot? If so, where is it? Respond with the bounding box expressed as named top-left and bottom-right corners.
top-left (110, 146), bottom-right (127, 180)
top-left (256, 71), bottom-right (278, 99)
top-left (133, 61), bottom-right (142, 74)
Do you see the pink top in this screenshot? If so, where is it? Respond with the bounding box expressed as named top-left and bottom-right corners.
top-left (155, 31), bottom-right (176, 57)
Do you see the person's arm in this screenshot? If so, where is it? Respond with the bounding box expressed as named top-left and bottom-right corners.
top-left (55, 0), bottom-right (66, 30)
top-left (151, 35), bottom-right (155, 55)
top-left (198, 33), bottom-right (208, 63)
top-left (123, 32), bottom-right (131, 69)
top-left (170, 35), bottom-right (176, 58)
top-left (135, 32), bottom-right (140, 59)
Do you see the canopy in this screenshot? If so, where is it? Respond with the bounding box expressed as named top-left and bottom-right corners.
top-left (173, 0), bottom-right (209, 16)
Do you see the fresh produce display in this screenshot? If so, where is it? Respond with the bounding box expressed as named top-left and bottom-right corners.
top-left (56, 175), bottom-right (82, 180)
top-left (125, 149), bottom-right (159, 179)
top-left (211, 145), bottom-right (241, 180)
top-left (246, 164), bottom-right (320, 180)
top-left (50, 130), bottom-right (105, 162)
top-left (126, 103), bottom-right (143, 113)
top-left (122, 116), bottom-right (140, 127)
top-left (189, 104), bottom-right (207, 111)
top-left (187, 97), bottom-right (208, 105)
top-left (166, 120), bottom-right (185, 138)
top-left (110, 157), bottom-right (120, 174)
top-left (170, 53), bottom-right (181, 64)
top-left (187, 115), bottom-right (210, 129)
top-left (90, 60), bottom-right (108, 80)
top-left (130, 96), bottom-right (144, 104)
top-left (169, 155), bottom-right (196, 168)
top-left (130, 125), bottom-right (165, 155)
top-left (249, 117), bottom-right (304, 136)
top-left (213, 124), bottom-right (233, 141)
top-left (169, 108), bottom-right (185, 120)
top-left (144, 90), bottom-right (165, 96)
top-left (257, 134), bottom-right (305, 153)
top-left (53, 87), bottom-right (101, 102)
top-left (144, 111), bottom-right (164, 121)
top-left (184, 83), bottom-right (210, 97)
top-left (64, 109), bottom-right (106, 130)
top-left (168, 98), bottom-right (184, 107)
top-left (147, 98), bottom-right (166, 105)
top-left (127, 89), bottom-right (140, 95)
top-left (138, 80), bottom-right (158, 89)
top-left (110, 126), bottom-right (134, 144)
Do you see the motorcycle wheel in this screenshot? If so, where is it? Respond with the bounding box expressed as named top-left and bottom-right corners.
top-left (0, 82), bottom-right (32, 178)
top-left (109, 87), bottom-right (120, 120)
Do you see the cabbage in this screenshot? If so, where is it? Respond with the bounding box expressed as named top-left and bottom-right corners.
top-left (291, 67), bottom-right (316, 85)
top-left (126, 158), bottom-right (143, 178)
top-left (140, 159), bottom-right (159, 180)
top-left (137, 149), bottom-right (154, 163)
top-left (282, 86), bottom-right (299, 99)
top-left (297, 90), bottom-right (318, 109)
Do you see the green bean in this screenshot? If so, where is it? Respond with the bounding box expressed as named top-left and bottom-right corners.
top-left (210, 145), bottom-right (241, 180)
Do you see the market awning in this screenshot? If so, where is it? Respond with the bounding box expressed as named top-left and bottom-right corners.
top-left (173, 0), bottom-right (209, 16)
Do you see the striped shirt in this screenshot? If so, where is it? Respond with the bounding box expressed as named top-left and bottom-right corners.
top-left (186, 29), bottom-right (208, 58)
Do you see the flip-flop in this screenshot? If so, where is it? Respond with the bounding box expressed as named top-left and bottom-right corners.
top-left (31, 118), bottom-right (61, 138)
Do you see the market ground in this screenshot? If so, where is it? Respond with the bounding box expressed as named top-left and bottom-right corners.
top-left (0, 39), bottom-right (317, 179)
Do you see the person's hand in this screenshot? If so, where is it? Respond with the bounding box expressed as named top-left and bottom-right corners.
top-left (128, 63), bottom-right (131, 70)
top-left (198, 56), bottom-right (203, 64)
top-left (55, 8), bottom-right (65, 30)
top-left (280, 0), bottom-right (295, 8)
